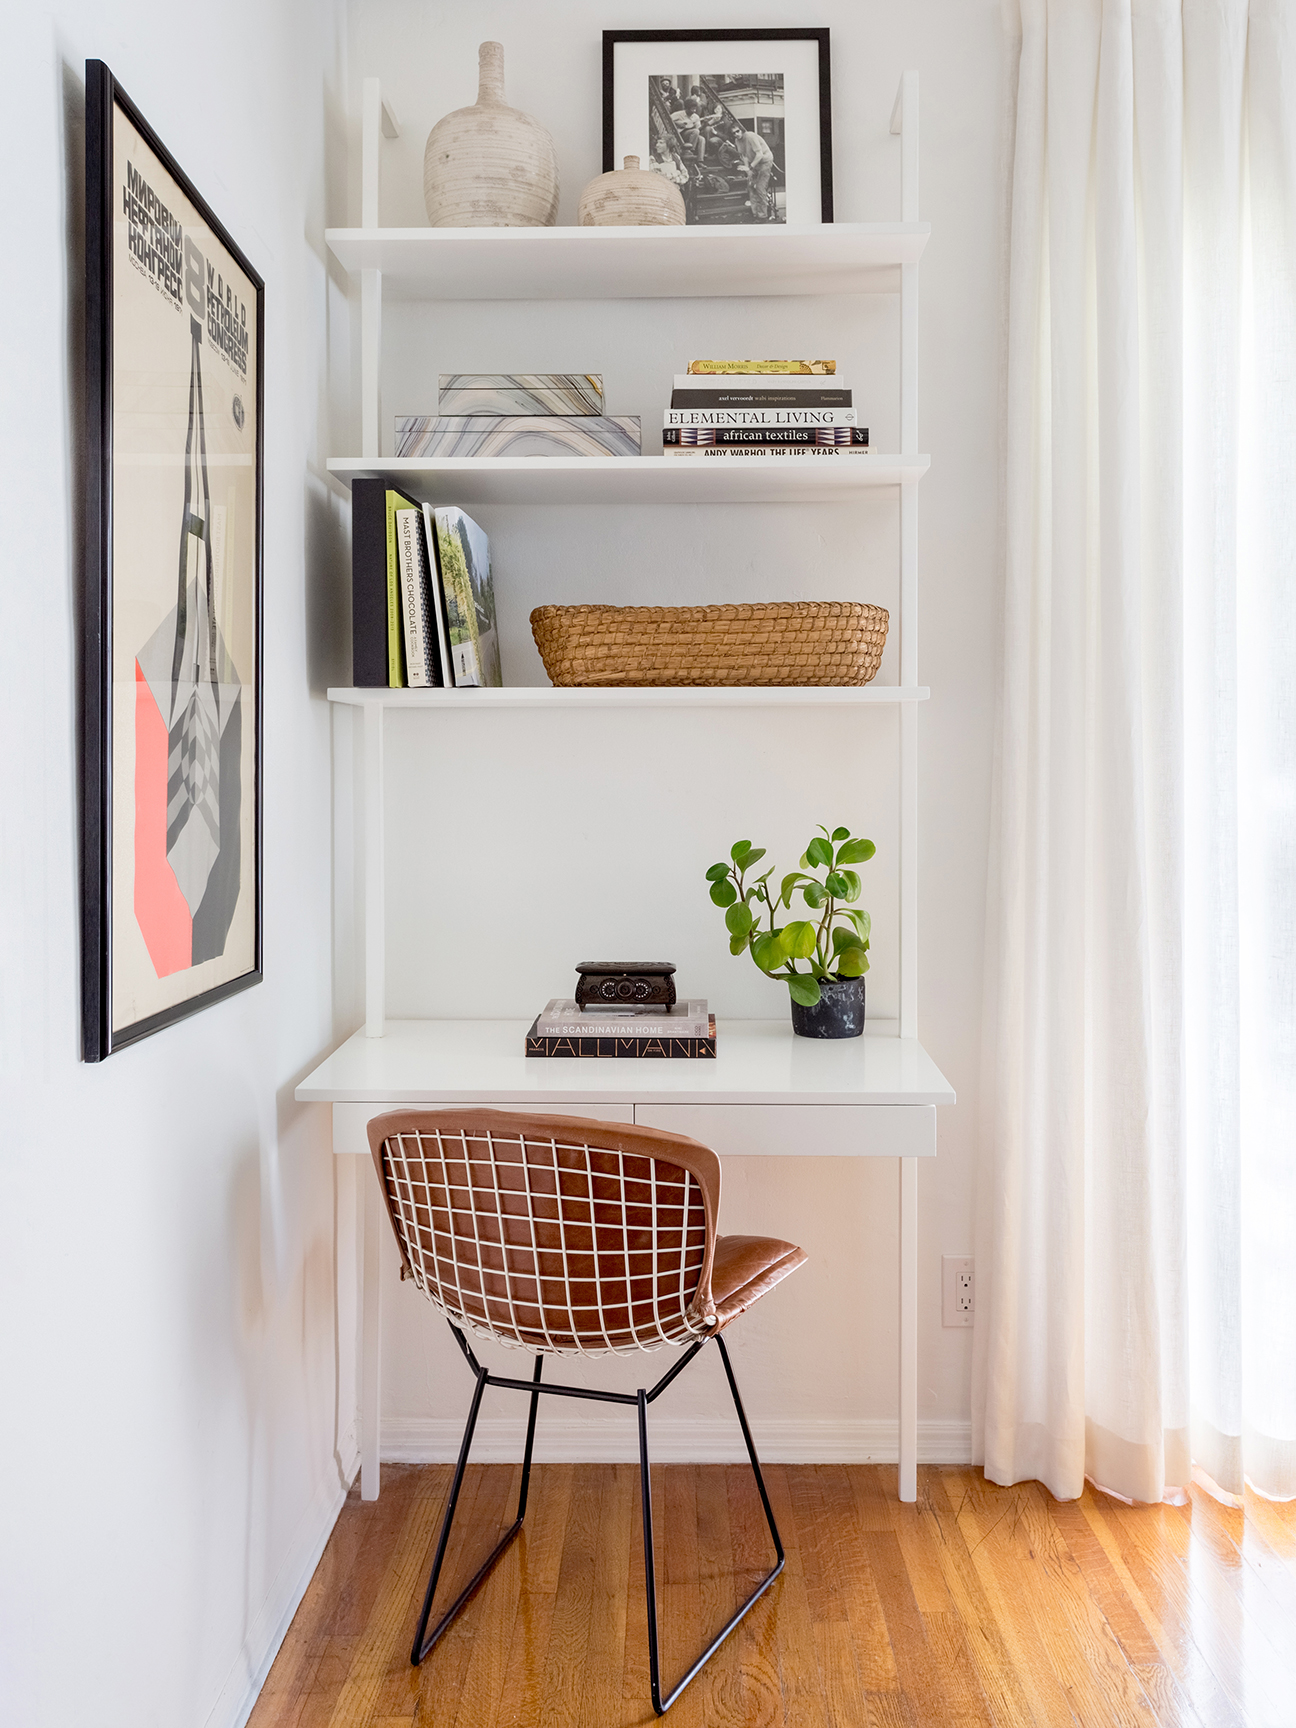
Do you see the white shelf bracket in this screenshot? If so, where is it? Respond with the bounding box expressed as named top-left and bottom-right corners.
top-left (362, 701), bottom-right (385, 1038)
top-left (360, 77), bottom-right (387, 458)
top-left (895, 70), bottom-right (920, 1043)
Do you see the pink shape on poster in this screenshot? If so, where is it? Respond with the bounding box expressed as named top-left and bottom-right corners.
top-left (134, 660), bottom-right (192, 977)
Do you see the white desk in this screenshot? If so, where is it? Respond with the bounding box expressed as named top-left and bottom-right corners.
top-left (296, 1017), bottom-right (954, 1503)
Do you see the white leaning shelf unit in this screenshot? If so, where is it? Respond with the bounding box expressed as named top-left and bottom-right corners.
top-left (298, 72), bottom-right (954, 1505)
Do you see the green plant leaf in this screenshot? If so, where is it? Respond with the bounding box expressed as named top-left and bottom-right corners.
top-left (749, 933), bottom-right (781, 974)
top-left (831, 826), bottom-right (851, 842)
top-left (780, 871), bottom-right (810, 907)
top-left (788, 975), bottom-right (822, 1007)
top-left (806, 837), bottom-right (833, 869)
top-left (709, 880), bottom-right (738, 908)
top-left (730, 839), bottom-right (753, 863)
top-left (705, 862), bottom-right (730, 883)
top-left (836, 837), bottom-right (876, 865)
top-left (838, 869), bottom-right (862, 902)
top-left (846, 909), bottom-right (872, 940)
top-left (832, 927), bottom-right (866, 954)
top-left (782, 920), bottom-right (817, 960)
top-left (824, 871), bottom-right (850, 896)
top-left (835, 946), bottom-right (868, 977)
top-left (740, 847), bottom-right (766, 867)
top-left (802, 882), bottom-right (828, 909)
top-left (729, 934), bottom-right (749, 955)
top-left (751, 932), bottom-right (785, 973)
top-left (725, 902), bottom-right (754, 938)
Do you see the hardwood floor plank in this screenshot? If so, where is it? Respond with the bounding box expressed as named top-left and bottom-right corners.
top-left (1178, 1488), bottom-right (1296, 1645)
top-left (411, 1463), bottom-right (516, 1728)
top-left (1014, 1482), bottom-right (1163, 1728)
top-left (763, 1466), bottom-right (832, 1728)
top-left (447, 1468), bottom-right (528, 1728)
top-left (580, 1464), bottom-right (637, 1728)
top-left (705, 1461), bottom-right (786, 1728)
top-left (1132, 1659), bottom-right (1211, 1728)
top-left (918, 1471), bottom-right (1038, 1728)
top-left (1105, 1498), bottom-right (1295, 1727)
top-left (949, 1473), bottom-right (1097, 1727)
top-left (320, 1463), bottom-right (467, 1728)
top-left (860, 1527), bottom-right (955, 1727)
top-left (920, 1611), bottom-right (995, 1727)
top-left (248, 1464), bottom-right (1296, 1728)
top-left (536, 1454), bottom-right (606, 1724)
top-left (1081, 1494), bottom-right (1244, 1728)
top-left (850, 1462), bottom-right (901, 1532)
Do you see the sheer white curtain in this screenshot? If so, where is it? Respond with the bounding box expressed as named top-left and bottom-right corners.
top-left (974, 0), bottom-right (1296, 1504)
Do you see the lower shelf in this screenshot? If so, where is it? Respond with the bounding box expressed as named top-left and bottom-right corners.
top-left (326, 685), bottom-right (929, 709)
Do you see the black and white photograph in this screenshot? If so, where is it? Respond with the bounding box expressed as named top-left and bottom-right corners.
top-left (648, 74), bottom-right (786, 225)
top-left (603, 30), bottom-right (833, 227)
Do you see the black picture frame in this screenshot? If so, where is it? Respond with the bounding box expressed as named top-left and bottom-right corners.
top-left (83, 61), bottom-right (264, 1061)
top-left (601, 28), bottom-right (833, 226)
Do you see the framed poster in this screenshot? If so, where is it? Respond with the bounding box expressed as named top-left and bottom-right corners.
top-left (83, 61), bottom-right (264, 1060)
top-left (602, 29), bottom-right (833, 227)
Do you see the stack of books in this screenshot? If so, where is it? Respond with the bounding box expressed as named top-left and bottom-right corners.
top-left (394, 374), bottom-right (641, 458)
top-left (662, 360), bottom-right (868, 460)
top-left (525, 998), bottom-right (716, 1059)
top-left (350, 481), bottom-right (502, 689)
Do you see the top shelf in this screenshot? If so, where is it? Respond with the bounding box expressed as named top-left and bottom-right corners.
top-left (323, 222), bottom-right (930, 301)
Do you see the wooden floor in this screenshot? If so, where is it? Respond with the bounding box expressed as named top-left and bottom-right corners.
top-left (248, 1463), bottom-right (1296, 1728)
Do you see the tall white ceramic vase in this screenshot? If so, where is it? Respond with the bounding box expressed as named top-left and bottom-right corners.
top-left (423, 41), bottom-right (559, 227)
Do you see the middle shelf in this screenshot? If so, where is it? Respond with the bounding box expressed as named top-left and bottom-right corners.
top-left (327, 453), bottom-right (929, 506)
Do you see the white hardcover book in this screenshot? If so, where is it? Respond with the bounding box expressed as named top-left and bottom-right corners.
top-left (535, 998), bottom-right (711, 1037)
top-left (420, 502), bottom-right (453, 687)
top-left (664, 408), bottom-right (858, 427)
top-left (394, 509), bottom-right (434, 686)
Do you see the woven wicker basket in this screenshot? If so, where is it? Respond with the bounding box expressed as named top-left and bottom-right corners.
top-left (530, 602), bottom-right (890, 688)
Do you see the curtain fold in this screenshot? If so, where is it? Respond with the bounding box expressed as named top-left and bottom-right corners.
top-left (975, 0), bottom-right (1296, 1504)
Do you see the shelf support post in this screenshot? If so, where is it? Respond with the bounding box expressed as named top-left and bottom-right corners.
top-left (361, 77), bottom-right (385, 458)
top-left (898, 1154), bottom-right (919, 1501)
top-left (894, 72), bottom-right (920, 1044)
top-left (363, 702), bottom-right (385, 1038)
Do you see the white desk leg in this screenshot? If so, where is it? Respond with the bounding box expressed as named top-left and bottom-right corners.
top-left (899, 1156), bottom-right (918, 1502)
top-left (360, 1154), bottom-right (383, 1499)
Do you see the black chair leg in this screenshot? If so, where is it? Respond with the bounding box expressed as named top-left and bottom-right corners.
top-left (638, 1335), bottom-right (786, 1715)
top-left (410, 1352), bottom-right (545, 1664)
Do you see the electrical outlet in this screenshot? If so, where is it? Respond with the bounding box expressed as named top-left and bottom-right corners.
top-left (942, 1256), bottom-right (974, 1327)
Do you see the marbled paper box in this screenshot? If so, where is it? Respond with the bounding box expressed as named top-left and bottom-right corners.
top-left (395, 415), bottom-right (641, 458)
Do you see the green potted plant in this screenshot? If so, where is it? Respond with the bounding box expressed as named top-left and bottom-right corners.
top-left (705, 826), bottom-right (875, 1038)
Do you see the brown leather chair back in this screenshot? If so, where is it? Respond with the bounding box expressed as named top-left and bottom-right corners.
top-left (367, 1109), bottom-right (723, 1354)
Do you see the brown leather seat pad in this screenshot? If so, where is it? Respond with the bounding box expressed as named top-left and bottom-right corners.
top-left (709, 1234), bottom-right (807, 1331)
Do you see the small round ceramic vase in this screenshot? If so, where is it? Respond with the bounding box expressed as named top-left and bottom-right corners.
top-left (423, 41), bottom-right (559, 227)
top-left (578, 156), bottom-right (686, 227)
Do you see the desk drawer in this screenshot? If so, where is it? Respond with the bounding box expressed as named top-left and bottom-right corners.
top-left (331, 1101), bottom-right (635, 1157)
top-left (633, 1103), bottom-right (935, 1159)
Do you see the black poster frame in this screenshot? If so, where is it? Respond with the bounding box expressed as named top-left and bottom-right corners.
top-left (83, 59), bottom-right (265, 1061)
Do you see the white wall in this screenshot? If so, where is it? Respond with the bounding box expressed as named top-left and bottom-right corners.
top-left (0, 5), bottom-right (353, 1727)
top-left (344, 0), bottom-right (1006, 1459)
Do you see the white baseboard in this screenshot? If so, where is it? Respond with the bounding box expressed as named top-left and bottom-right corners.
top-left (380, 1416), bottom-right (972, 1466)
top-left (206, 1440), bottom-right (360, 1728)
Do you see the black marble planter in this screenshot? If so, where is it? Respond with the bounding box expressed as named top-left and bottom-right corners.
top-left (789, 976), bottom-right (866, 1039)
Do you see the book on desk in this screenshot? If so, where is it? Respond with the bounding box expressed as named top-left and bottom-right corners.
top-left (525, 999), bottom-right (716, 1059)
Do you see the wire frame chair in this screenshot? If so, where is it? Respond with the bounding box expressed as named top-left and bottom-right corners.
top-left (368, 1107), bottom-right (807, 1716)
